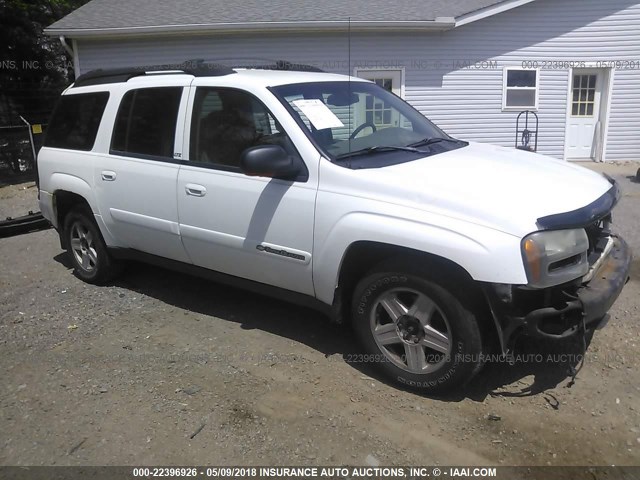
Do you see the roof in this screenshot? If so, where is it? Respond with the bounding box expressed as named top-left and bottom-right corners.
top-left (46, 0), bottom-right (536, 37)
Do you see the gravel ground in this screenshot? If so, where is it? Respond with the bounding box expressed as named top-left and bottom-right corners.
top-left (0, 162), bottom-right (639, 467)
top-left (0, 180), bottom-right (40, 220)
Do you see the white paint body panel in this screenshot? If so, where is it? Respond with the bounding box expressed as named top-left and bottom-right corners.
top-left (176, 167), bottom-right (317, 295)
top-left (95, 156), bottom-right (189, 262)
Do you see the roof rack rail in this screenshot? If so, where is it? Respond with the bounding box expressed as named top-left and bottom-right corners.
top-left (73, 62), bottom-right (236, 88)
top-left (72, 58), bottom-right (323, 88)
top-left (182, 58), bottom-right (325, 73)
top-left (236, 60), bottom-right (324, 73)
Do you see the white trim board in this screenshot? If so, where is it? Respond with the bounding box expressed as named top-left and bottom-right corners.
top-left (353, 67), bottom-right (406, 99)
top-left (455, 0), bottom-right (538, 27)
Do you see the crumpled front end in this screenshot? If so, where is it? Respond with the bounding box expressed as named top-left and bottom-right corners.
top-left (483, 179), bottom-right (632, 352)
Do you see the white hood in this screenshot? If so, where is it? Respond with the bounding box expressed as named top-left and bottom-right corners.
top-left (355, 142), bottom-right (613, 237)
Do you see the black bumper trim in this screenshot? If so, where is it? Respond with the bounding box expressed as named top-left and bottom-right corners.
top-left (0, 211), bottom-right (51, 238)
top-left (577, 236), bottom-right (632, 324)
top-left (522, 236), bottom-right (631, 340)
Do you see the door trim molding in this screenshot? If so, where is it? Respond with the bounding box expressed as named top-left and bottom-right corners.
top-left (109, 208), bottom-right (181, 235)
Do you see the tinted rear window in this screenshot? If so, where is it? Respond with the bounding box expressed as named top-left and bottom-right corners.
top-left (44, 92), bottom-right (109, 151)
top-left (111, 87), bottom-right (182, 158)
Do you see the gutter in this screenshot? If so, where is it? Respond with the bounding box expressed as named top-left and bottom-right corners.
top-left (44, 18), bottom-right (456, 38)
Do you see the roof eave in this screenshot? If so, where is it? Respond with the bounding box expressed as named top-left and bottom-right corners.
top-left (455, 0), bottom-right (536, 27)
top-left (44, 19), bottom-right (457, 38)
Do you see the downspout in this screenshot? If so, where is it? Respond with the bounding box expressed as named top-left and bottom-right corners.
top-left (59, 35), bottom-right (73, 56)
top-left (59, 35), bottom-right (81, 79)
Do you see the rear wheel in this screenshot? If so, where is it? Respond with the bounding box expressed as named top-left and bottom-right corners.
top-left (351, 262), bottom-right (484, 393)
top-left (63, 206), bottom-right (122, 284)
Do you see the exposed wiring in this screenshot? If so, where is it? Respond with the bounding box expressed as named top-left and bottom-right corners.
top-left (567, 315), bottom-right (587, 388)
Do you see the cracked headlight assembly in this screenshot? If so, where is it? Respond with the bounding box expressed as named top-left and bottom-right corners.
top-left (521, 229), bottom-right (589, 288)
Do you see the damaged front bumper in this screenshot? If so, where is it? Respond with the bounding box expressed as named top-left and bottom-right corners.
top-left (484, 236), bottom-right (632, 352)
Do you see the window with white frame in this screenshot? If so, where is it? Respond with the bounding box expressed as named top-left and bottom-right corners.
top-left (503, 68), bottom-right (539, 110)
top-left (355, 69), bottom-right (404, 130)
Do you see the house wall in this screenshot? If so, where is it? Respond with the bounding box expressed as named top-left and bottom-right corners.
top-left (75, 0), bottom-right (640, 161)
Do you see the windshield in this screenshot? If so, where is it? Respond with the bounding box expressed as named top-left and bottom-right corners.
top-left (271, 81), bottom-right (466, 163)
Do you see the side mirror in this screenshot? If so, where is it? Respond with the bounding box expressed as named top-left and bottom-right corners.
top-left (240, 144), bottom-right (300, 179)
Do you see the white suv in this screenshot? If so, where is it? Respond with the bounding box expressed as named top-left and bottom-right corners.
top-left (37, 62), bottom-right (632, 392)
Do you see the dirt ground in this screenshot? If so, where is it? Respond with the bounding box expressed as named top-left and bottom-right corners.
top-left (0, 179), bottom-right (39, 221)
top-left (1, 162), bottom-right (639, 467)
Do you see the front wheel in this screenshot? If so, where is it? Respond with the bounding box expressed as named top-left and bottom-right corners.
top-left (351, 264), bottom-right (484, 393)
top-left (63, 206), bottom-right (122, 285)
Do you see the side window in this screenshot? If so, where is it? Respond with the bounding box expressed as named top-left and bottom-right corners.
top-left (111, 87), bottom-right (182, 158)
top-left (189, 87), bottom-right (298, 169)
top-left (44, 92), bottom-right (109, 151)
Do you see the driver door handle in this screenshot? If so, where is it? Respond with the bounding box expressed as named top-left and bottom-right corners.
top-left (185, 184), bottom-right (206, 197)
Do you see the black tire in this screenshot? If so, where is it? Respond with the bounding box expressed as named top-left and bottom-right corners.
top-left (63, 205), bottom-right (122, 285)
top-left (351, 261), bottom-right (484, 393)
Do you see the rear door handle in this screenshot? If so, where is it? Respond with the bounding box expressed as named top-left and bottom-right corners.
top-left (101, 171), bottom-right (116, 181)
top-left (185, 184), bottom-right (206, 197)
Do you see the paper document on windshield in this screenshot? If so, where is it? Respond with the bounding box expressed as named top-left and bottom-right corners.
top-left (292, 99), bottom-right (344, 130)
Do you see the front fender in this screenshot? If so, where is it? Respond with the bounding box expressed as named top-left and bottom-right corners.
top-left (313, 210), bottom-right (527, 305)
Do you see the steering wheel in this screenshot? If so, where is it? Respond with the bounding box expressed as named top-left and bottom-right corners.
top-left (350, 122), bottom-right (377, 139)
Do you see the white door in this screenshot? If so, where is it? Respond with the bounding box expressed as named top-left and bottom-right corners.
top-left (95, 85), bottom-right (191, 263)
top-left (566, 70), bottom-right (602, 159)
top-left (176, 86), bottom-right (317, 295)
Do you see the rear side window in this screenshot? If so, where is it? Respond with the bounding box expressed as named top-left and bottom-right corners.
top-left (44, 92), bottom-right (109, 151)
top-left (111, 87), bottom-right (182, 159)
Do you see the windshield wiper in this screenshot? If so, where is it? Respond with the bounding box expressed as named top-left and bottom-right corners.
top-left (408, 137), bottom-right (463, 148)
top-left (335, 145), bottom-right (423, 160)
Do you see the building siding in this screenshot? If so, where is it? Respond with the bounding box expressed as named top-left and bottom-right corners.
top-left (76, 0), bottom-right (640, 161)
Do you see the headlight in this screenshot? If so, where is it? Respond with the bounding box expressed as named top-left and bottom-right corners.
top-left (521, 229), bottom-right (589, 288)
